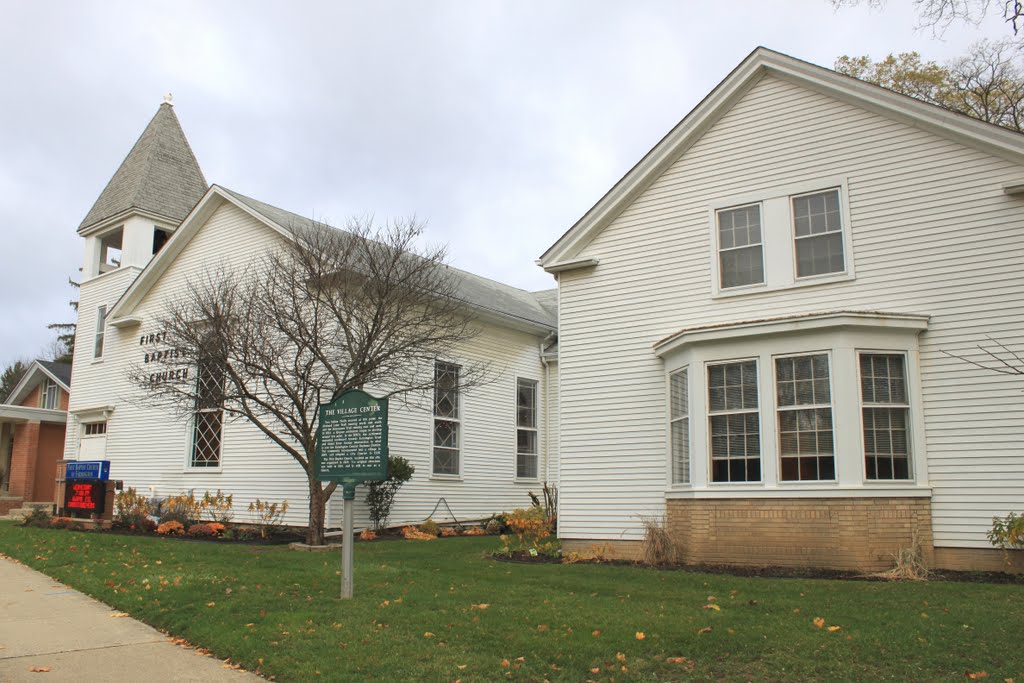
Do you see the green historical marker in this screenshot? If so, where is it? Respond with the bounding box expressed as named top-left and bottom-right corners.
top-left (315, 389), bottom-right (389, 599)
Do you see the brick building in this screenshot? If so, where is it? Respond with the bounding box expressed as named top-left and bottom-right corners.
top-left (0, 361), bottom-right (70, 517)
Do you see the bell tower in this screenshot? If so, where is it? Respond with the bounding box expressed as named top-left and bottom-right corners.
top-left (78, 96), bottom-right (208, 280)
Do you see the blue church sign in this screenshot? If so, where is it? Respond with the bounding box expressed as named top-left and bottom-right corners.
top-left (65, 461), bottom-right (111, 481)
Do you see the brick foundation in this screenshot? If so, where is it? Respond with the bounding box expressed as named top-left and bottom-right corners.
top-left (933, 547), bottom-right (1023, 574)
top-left (665, 497), bottom-right (933, 572)
top-left (0, 497), bottom-right (23, 515)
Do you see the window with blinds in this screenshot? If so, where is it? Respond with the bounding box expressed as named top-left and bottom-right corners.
top-left (792, 189), bottom-right (845, 278)
top-left (669, 368), bottom-right (689, 484)
top-left (776, 353), bottom-right (835, 481)
top-left (708, 360), bottom-right (761, 483)
top-left (717, 204), bottom-right (765, 289)
top-left (860, 353), bottom-right (912, 480)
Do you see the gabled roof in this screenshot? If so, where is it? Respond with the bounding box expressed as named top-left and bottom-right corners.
top-left (538, 46), bottom-right (1024, 270)
top-left (109, 185), bottom-right (557, 334)
top-left (78, 102), bottom-right (208, 233)
top-left (4, 360), bottom-right (71, 406)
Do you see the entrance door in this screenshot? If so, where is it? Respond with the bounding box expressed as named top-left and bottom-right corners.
top-left (32, 423), bottom-right (64, 502)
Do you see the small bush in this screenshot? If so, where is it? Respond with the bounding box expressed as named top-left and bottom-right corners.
top-left (483, 513), bottom-right (508, 534)
top-left (641, 516), bottom-right (680, 566)
top-left (439, 526), bottom-right (459, 537)
top-left (201, 490), bottom-right (234, 524)
top-left (21, 508), bottom-right (52, 528)
top-left (159, 493), bottom-right (203, 527)
top-left (419, 518), bottom-right (440, 537)
top-left (364, 455), bottom-right (415, 531)
top-left (872, 533), bottom-right (930, 581)
top-left (248, 498), bottom-right (289, 539)
top-left (187, 523), bottom-right (225, 538)
top-left (359, 529), bottom-right (378, 541)
top-left (499, 507), bottom-right (559, 558)
top-left (114, 488), bottom-right (153, 530)
top-left (51, 517), bottom-right (86, 531)
top-left (988, 512), bottom-right (1024, 565)
top-left (156, 520), bottom-right (185, 536)
top-left (222, 526), bottom-right (259, 542)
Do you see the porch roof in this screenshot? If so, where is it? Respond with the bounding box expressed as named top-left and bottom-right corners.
top-left (0, 405), bottom-right (67, 424)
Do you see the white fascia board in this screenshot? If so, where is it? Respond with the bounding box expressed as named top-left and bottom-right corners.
top-left (78, 207), bottom-right (181, 237)
top-left (0, 405), bottom-right (68, 424)
top-left (542, 258), bottom-right (600, 274)
top-left (70, 405), bottom-right (116, 421)
top-left (655, 311), bottom-right (930, 358)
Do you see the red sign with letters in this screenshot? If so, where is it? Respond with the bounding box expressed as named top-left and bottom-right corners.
top-left (64, 481), bottom-right (106, 517)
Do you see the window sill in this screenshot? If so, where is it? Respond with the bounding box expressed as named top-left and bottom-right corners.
top-left (90, 358), bottom-right (105, 365)
top-left (712, 272), bottom-right (854, 300)
top-left (429, 475), bottom-right (463, 483)
top-left (183, 467), bottom-right (223, 474)
top-left (514, 478), bottom-right (542, 485)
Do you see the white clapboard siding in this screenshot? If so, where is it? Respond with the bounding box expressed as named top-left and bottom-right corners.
top-left (67, 201), bottom-right (553, 530)
top-left (558, 74), bottom-right (1024, 547)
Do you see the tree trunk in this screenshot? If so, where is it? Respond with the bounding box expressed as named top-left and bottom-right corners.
top-left (307, 477), bottom-right (327, 545)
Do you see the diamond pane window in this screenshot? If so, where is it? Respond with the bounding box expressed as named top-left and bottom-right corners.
top-left (669, 368), bottom-right (689, 484)
top-left (860, 353), bottom-right (912, 480)
top-left (708, 360), bottom-right (761, 482)
top-left (718, 204), bottom-right (765, 289)
top-left (793, 189), bottom-right (845, 277)
top-left (516, 378), bottom-right (538, 479)
top-left (776, 353), bottom-right (835, 481)
top-left (433, 361), bottom-right (461, 475)
top-left (190, 357), bottom-right (224, 468)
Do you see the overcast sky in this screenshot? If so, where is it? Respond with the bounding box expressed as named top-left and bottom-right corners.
top-left (0, 1), bottom-right (1011, 367)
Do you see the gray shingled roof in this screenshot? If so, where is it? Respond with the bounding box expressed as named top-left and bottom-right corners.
top-left (79, 103), bottom-right (208, 232)
top-left (38, 360), bottom-right (72, 388)
top-left (219, 187), bottom-right (557, 331)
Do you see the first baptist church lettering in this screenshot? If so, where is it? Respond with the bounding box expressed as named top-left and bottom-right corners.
top-left (62, 48), bottom-right (1024, 572)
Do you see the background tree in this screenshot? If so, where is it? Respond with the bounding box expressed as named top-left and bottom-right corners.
top-left (130, 217), bottom-right (485, 545)
top-left (836, 39), bottom-right (1024, 132)
top-left (46, 278), bottom-right (80, 364)
top-left (0, 359), bottom-right (30, 401)
top-left (832, 0), bottom-right (1024, 37)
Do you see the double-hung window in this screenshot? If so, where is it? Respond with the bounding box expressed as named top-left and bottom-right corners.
top-left (40, 379), bottom-right (59, 410)
top-left (93, 305), bottom-right (108, 359)
top-left (516, 378), bottom-right (538, 479)
top-left (669, 368), bottom-right (690, 484)
top-left (708, 360), bottom-right (761, 482)
top-left (433, 361), bottom-right (460, 476)
top-left (776, 354), bottom-right (835, 481)
top-left (190, 356), bottom-right (224, 468)
top-left (860, 353), bottom-right (912, 480)
top-left (717, 204), bottom-right (764, 289)
top-left (792, 189), bottom-right (845, 278)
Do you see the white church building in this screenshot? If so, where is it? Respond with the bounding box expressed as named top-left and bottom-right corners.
top-left (64, 48), bottom-right (1024, 572)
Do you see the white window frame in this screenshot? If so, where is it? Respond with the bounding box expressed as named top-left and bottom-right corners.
top-left (186, 356), bottom-right (224, 471)
top-left (669, 367), bottom-right (690, 485)
top-left (39, 379), bottom-right (59, 410)
top-left (790, 187), bottom-right (848, 281)
top-left (773, 351), bottom-right (837, 483)
top-left (708, 177), bottom-right (855, 299)
top-left (857, 350), bottom-right (914, 482)
top-left (515, 376), bottom-right (539, 481)
top-left (714, 202), bottom-right (766, 292)
top-left (93, 305), bottom-right (108, 360)
top-left (431, 360), bottom-right (462, 478)
top-left (82, 421), bottom-right (107, 437)
top-left (706, 357), bottom-right (762, 484)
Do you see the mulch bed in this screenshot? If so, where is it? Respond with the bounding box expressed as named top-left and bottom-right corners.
top-left (492, 552), bottom-right (1024, 584)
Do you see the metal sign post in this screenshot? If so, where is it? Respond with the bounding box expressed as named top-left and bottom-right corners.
top-left (315, 389), bottom-right (389, 600)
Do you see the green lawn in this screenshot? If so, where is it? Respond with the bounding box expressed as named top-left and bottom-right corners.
top-left (0, 522), bottom-right (1020, 681)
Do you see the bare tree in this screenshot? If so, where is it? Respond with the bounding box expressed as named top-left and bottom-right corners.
top-left (836, 39), bottom-right (1024, 132)
top-left (832, 0), bottom-right (1024, 36)
top-left (943, 336), bottom-right (1024, 378)
top-left (130, 217), bottom-right (485, 545)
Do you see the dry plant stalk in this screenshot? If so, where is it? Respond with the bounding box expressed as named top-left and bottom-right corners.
top-left (641, 516), bottom-right (680, 566)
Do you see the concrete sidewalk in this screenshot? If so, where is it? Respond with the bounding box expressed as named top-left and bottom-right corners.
top-left (0, 556), bottom-right (261, 682)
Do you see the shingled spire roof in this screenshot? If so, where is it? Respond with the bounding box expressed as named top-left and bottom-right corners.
top-left (78, 102), bottom-right (208, 233)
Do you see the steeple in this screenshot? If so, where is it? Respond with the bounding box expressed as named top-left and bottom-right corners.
top-left (78, 100), bottom-right (208, 234)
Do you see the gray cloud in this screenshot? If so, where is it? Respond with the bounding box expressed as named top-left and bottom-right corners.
top-left (0, 0), bottom-right (1008, 366)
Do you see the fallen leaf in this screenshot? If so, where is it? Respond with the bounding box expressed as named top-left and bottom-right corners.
top-left (29, 667), bottom-right (52, 673)
top-left (590, 668), bottom-right (600, 674)
top-left (698, 626), bottom-right (713, 634)
top-left (206, 602), bottom-right (216, 608)
top-left (666, 657), bottom-right (688, 664)
top-left (472, 603), bottom-right (490, 610)
top-left (828, 625), bottom-right (842, 632)
top-left (424, 632), bottom-right (435, 638)
top-left (813, 617), bottom-right (826, 629)
top-left (501, 659), bottom-right (510, 668)
top-left (704, 604), bottom-right (721, 611)
top-left (616, 653), bottom-right (627, 663)
top-left (635, 632), bottom-right (646, 640)
top-left (966, 673), bottom-right (990, 680)
top-left (109, 612), bottom-right (130, 618)
top-left (591, 630), bottom-right (601, 636)
top-left (457, 665), bottom-right (467, 670)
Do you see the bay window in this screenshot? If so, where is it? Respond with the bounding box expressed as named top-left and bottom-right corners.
top-left (708, 360), bottom-right (761, 483)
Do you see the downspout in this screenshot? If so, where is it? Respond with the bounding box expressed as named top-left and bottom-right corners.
top-left (538, 331), bottom-right (556, 483)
